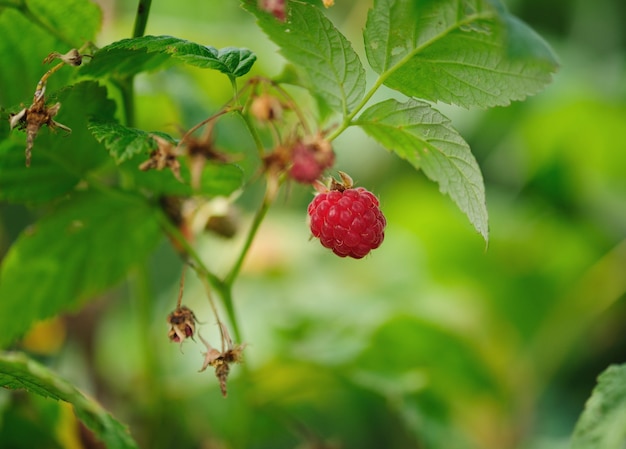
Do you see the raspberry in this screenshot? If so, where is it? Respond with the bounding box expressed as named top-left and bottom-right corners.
top-left (289, 138), bottom-right (335, 184)
top-left (308, 187), bottom-right (386, 259)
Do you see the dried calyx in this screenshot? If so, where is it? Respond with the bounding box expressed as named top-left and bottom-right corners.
top-left (199, 323), bottom-right (245, 397)
top-left (167, 305), bottom-right (199, 344)
top-left (8, 47), bottom-right (90, 167)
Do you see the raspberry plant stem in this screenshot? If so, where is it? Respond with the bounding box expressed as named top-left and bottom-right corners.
top-left (132, 0), bottom-right (153, 39)
top-left (224, 191), bottom-right (273, 288)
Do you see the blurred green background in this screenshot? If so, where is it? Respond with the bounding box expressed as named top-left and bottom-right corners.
top-left (1, 1), bottom-right (626, 448)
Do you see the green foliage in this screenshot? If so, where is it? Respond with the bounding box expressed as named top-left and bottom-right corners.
top-left (0, 351), bottom-right (138, 448)
top-left (3, 1), bottom-right (609, 448)
top-left (0, 192), bottom-right (161, 347)
top-left (81, 35), bottom-right (256, 79)
top-left (363, 0), bottom-right (558, 108)
top-left (88, 120), bottom-right (169, 164)
top-left (241, 0), bottom-right (366, 115)
top-left (571, 364), bottom-right (626, 449)
top-left (356, 98), bottom-right (488, 240)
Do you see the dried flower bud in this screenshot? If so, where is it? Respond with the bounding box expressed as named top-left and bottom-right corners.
top-left (199, 323), bottom-right (245, 397)
top-left (139, 135), bottom-right (182, 181)
top-left (323, 0), bottom-right (335, 7)
top-left (250, 93), bottom-right (283, 122)
top-left (43, 49), bottom-right (83, 67)
top-left (167, 306), bottom-right (198, 344)
top-left (9, 100), bottom-right (71, 167)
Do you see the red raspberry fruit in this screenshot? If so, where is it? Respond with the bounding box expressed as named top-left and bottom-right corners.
top-left (289, 139), bottom-right (335, 184)
top-left (308, 187), bottom-right (386, 259)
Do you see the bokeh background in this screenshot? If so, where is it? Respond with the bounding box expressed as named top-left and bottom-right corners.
top-left (1, 1), bottom-right (625, 448)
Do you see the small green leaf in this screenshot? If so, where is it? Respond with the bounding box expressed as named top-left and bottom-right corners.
top-left (363, 0), bottom-right (558, 108)
top-left (0, 81), bottom-right (116, 204)
top-left (571, 364), bottom-right (626, 449)
top-left (241, 0), bottom-right (365, 115)
top-left (356, 98), bottom-right (488, 241)
top-left (88, 120), bottom-right (173, 164)
top-left (0, 192), bottom-right (161, 347)
top-left (0, 352), bottom-right (138, 449)
top-left (80, 35), bottom-right (256, 79)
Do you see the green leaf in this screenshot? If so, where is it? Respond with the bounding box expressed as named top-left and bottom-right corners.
top-left (241, 0), bottom-right (366, 115)
top-left (0, 81), bottom-right (116, 204)
top-left (88, 120), bottom-right (173, 164)
top-left (0, 352), bottom-right (138, 449)
top-left (0, 0), bottom-right (101, 107)
top-left (571, 364), bottom-right (626, 449)
top-left (0, 192), bottom-right (161, 347)
top-left (356, 98), bottom-right (488, 241)
top-left (363, 0), bottom-right (558, 108)
top-left (80, 35), bottom-right (256, 79)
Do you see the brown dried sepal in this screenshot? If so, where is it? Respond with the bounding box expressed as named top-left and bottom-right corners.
top-left (139, 135), bottom-right (182, 181)
top-left (167, 306), bottom-right (198, 346)
top-left (250, 93), bottom-right (283, 123)
top-left (199, 323), bottom-right (245, 397)
top-left (184, 131), bottom-right (235, 190)
top-left (9, 98), bottom-right (71, 167)
top-left (43, 49), bottom-right (83, 67)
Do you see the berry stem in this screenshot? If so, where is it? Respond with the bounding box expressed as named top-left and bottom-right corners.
top-left (224, 188), bottom-right (273, 288)
top-left (156, 209), bottom-right (223, 292)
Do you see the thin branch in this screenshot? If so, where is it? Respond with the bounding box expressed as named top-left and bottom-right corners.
top-left (132, 0), bottom-right (153, 38)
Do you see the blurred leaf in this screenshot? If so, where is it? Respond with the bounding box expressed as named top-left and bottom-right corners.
top-left (123, 158), bottom-right (244, 197)
top-left (241, 0), bottom-right (366, 115)
top-left (357, 98), bottom-right (488, 241)
top-left (24, 0), bottom-right (102, 48)
top-left (354, 315), bottom-right (498, 397)
top-left (0, 351), bottom-right (138, 449)
top-left (363, 0), bottom-right (558, 108)
top-left (571, 364), bottom-right (626, 449)
top-left (80, 35), bottom-right (256, 78)
top-left (0, 81), bottom-right (116, 204)
top-left (0, 192), bottom-right (161, 347)
top-left (88, 120), bottom-right (174, 164)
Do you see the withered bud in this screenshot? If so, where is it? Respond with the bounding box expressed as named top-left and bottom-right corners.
top-left (9, 100), bottom-right (71, 167)
top-left (323, 0), bottom-right (335, 7)
top-left (139, 135), bottom-right (182, 181)
top-left (43, 49), bottom-right (83, 67)
top-left (198, 324), bottom-right (245, 397)
top-left (250, 93), bottom-right (283, 122)
top-left (167, 306), bottom-right (198, 345)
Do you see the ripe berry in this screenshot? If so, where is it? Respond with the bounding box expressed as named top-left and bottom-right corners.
top-left (308, 186), bottom-right (386, 259)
